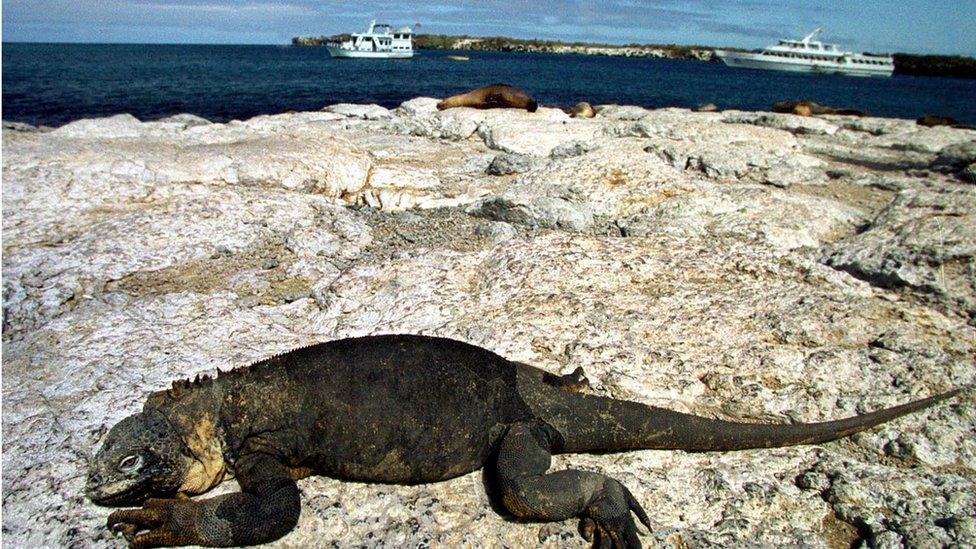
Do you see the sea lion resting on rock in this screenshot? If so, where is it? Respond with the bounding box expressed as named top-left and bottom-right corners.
top-left (915, 115), bottom-right (976, 130)
top-left (437, 84), bottom-right (538, 112)
top-left (772, 100), bottom-right (867, 117)
top-left (916, 114), bottom-right (957, 127)
top-left (569, 101), bottom-right (596, 118)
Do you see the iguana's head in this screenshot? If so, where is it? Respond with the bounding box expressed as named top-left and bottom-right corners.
top-left (86, 411), bottom-right (193, 506)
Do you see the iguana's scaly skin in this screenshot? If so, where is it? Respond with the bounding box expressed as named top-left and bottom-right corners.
top-left (87, 334), bottom-right (962, 548)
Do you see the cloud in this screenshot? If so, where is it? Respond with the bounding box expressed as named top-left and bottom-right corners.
top-left (129, 1), bottom-right (316, 15)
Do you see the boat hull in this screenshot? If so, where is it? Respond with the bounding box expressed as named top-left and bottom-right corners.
top-left (715, 50), bottom-right (892, 77)
top-left (326, 46), bottom-right (413, 59)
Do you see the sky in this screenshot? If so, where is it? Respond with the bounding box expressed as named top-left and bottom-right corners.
top-left (3, 0), bottom-right (975, 56)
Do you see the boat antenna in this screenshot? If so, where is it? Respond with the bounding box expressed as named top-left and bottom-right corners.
top-left (802, 27), bottom-right (823, 44)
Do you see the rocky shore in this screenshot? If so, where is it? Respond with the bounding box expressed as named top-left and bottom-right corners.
top-left (3, 100), bottom-right (975, 547)
top-left (417, 35), bottom-right (715, 61)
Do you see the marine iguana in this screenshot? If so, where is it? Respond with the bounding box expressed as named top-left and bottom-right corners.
top-left (87, 334), bottom-right (962, 548)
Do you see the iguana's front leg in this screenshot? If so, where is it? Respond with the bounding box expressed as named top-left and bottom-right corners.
top-left (107, 453), bottom-right (300, 548)
top-left (495, 422), bottom-right (651, 549)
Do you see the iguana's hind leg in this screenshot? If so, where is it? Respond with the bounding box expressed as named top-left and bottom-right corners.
top-left (494, 422), bottom-right (650, 549)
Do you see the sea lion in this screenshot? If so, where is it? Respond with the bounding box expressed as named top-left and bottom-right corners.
top-left (793, 103), bottom-right (814, 117)
top-left (916, 114), bottom-right (958, 127)
top-left (695, 102), bottom-right (719, 113)
top-left (569, 101), bottom-right (596, 118)
top-left (437, 84), bottom-right (538, 112)
top-left (772, 100), bottom-right (866, 117)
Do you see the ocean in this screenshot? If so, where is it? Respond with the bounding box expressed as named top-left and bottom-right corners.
top-left (3, 43), bottom-right (976, 127)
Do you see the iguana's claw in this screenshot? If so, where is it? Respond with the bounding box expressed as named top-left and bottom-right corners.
top-left (110, 522), bottom-right (140, 543)
top-left (580, 480), bottom-right (651, 549)
top-left (107, 498), bottom-right (194, 548)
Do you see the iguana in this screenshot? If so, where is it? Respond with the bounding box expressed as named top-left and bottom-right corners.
top-left (87, 334), bottom-right (963, 548)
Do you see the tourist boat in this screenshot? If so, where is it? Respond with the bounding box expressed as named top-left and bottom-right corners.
top-left (714, 28), bottom-right (894, 77)
top-left (326, 20), bottom-right (414, 59)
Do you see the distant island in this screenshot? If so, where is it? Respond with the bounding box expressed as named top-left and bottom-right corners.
top-left (293, 34), bottom-right (717, 62)
top-left (292, 33), bottom-right (976, 79)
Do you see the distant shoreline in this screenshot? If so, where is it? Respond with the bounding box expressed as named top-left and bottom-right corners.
top-left (293, 34), bottom-right (719, 62)
top-left (292, 33), bottom-right (976, 79)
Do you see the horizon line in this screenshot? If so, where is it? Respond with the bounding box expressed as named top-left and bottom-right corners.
top-left (2, 39), bottom-right (973, 59)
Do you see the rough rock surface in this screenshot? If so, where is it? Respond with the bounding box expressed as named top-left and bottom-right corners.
top-left (485, 152), bottom-right (537, 175)
top-left (3, 104), bottom-right (975, 549)
top-left (3, 120), bottom-right (40, 132)
top-left (931, 140), bottom-right (976, 180)
top-left (824, 187), bottom-right (976, 322)
top-left (323, 103), bottom-right (393, 120)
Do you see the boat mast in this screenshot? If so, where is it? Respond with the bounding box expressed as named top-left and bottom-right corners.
top-left (801, 27), bottom-right (823, 44)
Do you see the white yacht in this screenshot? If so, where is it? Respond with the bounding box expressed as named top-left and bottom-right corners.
top-left (714, 29), bottom-right (894, 77)
top-left (326, 20), bottom-right (414, 59)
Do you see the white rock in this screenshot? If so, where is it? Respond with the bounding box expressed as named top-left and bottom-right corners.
top-left (723, 111), bottom-right (840, 136)
top-left (594, 104), bottom-right (653, 120)
top-left (3, 102), bottom-right (975, 548)
top-left (323, 103), bottom-right (392, 120)
top-left (875, 125), bottom-right (976, 154)
top-left (51, 113), bottom-right (147, 138)
top-left (477, 110), bottom-right (601, 156)
top-left (155, 113), bottom-right (212, 128)
top-left (397, 97), bottom-right (441, 116)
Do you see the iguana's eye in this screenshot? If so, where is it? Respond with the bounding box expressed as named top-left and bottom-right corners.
top-left (118, 454), bottom-right (143, 472)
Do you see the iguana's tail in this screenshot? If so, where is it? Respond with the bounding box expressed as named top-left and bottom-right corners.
top-left (558, 388), bottom-right (964, 453)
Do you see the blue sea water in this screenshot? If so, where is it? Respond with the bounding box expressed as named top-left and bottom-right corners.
top-left (3, 43), bottom-right (976, 127)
